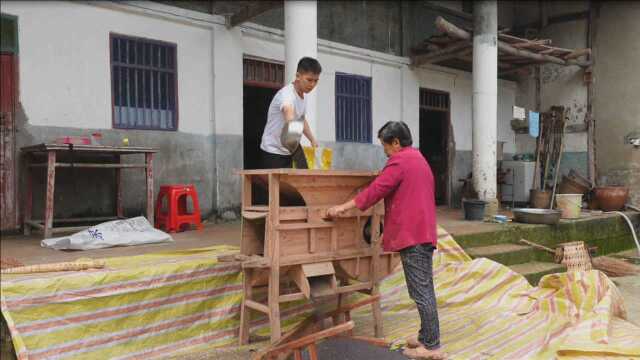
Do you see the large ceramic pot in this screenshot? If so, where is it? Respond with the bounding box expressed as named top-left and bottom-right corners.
top-left (593, 186), bottom-right (629, 211)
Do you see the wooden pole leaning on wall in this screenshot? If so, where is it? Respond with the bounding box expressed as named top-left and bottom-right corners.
top-left (434, 16), bottom-right (591, 67)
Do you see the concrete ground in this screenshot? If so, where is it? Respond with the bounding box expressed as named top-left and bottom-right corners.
top-left (0, 220), bottom-right (241, 266)
top-left (0, 207), bottom-right (507, 266)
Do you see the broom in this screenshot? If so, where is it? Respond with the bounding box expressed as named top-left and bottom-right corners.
top-left (519, 239), bottom-right (639, 277)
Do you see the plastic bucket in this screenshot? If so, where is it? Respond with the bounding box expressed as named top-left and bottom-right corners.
top-left (463, 199), bottom-right (487, 221)
top-left (555, 194), bottom-right (582, 219)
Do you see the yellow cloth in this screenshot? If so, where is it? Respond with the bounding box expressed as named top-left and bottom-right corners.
top-left (301, 146), bottom-right (332, 170)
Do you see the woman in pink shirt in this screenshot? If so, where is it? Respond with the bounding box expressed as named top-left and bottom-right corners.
top-left (327, 121), bottom-right (446, 360)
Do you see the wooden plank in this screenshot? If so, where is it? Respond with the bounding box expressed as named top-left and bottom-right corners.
top-left (309, 228), bottom-right (317, 253)
top-left (24, 220), bottom-right (44, 230)
top-left (565, 48), bottom-right (591, 60)
top-left (342, 335), bottom-right (391, 347)
top-left (263, 321), bottom-right (355, 358)
top-left (242, 174), bottom-right (252, 208)
top-left (308, 343), bottom-right (318, 360)
top-left (435, 16), bottom-right (590, 67)
top-left (29, 216), bottom-right (119, 223)
top-left (239, 267), bottom-right (253, 345)
top-left (586, 3), bottom-right (599, 183)
top-left (280, 249), bottom-right (375, 266)
top-left (279, 206), bottom-right (307, 220)
top-left (279, 292), bottom-right (307, 302)
top-left (302, 262), bottom-right (335, 277)
top-left (29, 163), bottom-right (147, 168)
top-left (335, 281), bottom-right (375, 295)
top-left (246, 205), bottom-right (269, 212)
top-left (511, 39), bottom-right (552, 48)
top-left (243, 211), bottom-right (268, 220)
top-left (51, 225), bottom-right (94, 234)
top-left (44, 151), bottom-right (56, 239)
top-left (370, 206), bottom-right (383, 338)
top-left (330, 225), bottom-right (338, 252)
top-left (288, 265), bottom-right (311, 300)
top-left (245, 299), bottom-right (270, 314)
top-left (411, 41), bottom-right (471, 66)
top-left (267, 173), bottom-right (282, 343)
top-left (20, 144), bottom-right (157, 154)
top-left (276, 222), bottom-right (334, 230)
top-left (145, 153), bottom-right (154, 226)
top-left (23, 154), bottom-right (33, 235)
top-left (236, 169), bottom-right (378, 177)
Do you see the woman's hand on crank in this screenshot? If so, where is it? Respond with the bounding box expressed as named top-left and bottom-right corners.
top-left (326, 205), bottom-right (346, 218)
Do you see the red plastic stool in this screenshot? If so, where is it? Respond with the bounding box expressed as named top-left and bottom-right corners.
top-left (155, 184), bottom-right (203, 233)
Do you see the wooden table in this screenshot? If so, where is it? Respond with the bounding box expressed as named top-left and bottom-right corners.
top-left (21, 144), bottom-right (157, 238)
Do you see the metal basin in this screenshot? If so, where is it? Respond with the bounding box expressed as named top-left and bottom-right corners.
top-left (512, 208), bottom-right (562, 225)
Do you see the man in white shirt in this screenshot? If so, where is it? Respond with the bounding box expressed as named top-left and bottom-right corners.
top-left (260, 57), bottom-right (321, 169)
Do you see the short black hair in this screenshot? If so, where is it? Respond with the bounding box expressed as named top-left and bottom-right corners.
top-left (297, 57), bottom-right (322, 75)
top-left (377, 121), bottom-right (413, 147)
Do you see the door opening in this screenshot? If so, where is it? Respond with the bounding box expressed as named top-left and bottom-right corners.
top-left (419, 88), bottom-right (451, 206)
top-left (243, 86), bottom-right (279, 170)
top-left (242, 57), bottom-right (284, 170)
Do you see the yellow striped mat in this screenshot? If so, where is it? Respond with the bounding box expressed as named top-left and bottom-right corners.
top-left (2, 227), bottom-right (639, 359)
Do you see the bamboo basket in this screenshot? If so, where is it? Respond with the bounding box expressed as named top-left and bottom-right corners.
top-left (556, 241), bottom-right (592, 272)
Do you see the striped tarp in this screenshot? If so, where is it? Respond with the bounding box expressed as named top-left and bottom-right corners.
top-left (2, 228), bottom-right (639, 359)
top-left (1, 246), bottom-right (244, 360)
top-left (351, 227), bottom-right (640, 359)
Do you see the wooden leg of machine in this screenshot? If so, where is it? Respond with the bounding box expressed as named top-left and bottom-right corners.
top-left (370, 209), bottom-right (384, 338)
top-left (239, 269), bottom-right (252, 345)
top-left (267, 173), bottom-right (282, 343)
top-left (268, 267), bottom-right (282, 343)
top-left (371, 286), bottom-right (383, 338)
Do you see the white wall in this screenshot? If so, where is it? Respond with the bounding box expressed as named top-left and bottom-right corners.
top-left (2, 1), bottom-right (214, 135)
top-left (4, 0), bottom-right (518, 154)
top-left (239, 24), bottom-right (517, 153)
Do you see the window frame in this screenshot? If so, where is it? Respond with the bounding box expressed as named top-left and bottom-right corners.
top-left (109, 32), bottom-right (179, 131)
top-left (334, 72), bottom-right (372, 143)
top-left (0, 13), bottom-right (19, 54)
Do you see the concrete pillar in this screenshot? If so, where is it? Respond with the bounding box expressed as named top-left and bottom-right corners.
top-left (472, 1), bottom-right (498, 214)
top-left (285, 0), bottom-right (318, 145)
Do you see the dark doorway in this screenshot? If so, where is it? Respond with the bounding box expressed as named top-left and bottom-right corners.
top-left (419, 88), bottom-right (450, 206)
top-left (243, 86), bottom-right (278, 170)
top-left (242, 57), bottom-right (284, 170)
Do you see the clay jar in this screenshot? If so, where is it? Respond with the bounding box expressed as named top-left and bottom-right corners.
top-left (593, 186), bottom-right (629, 211)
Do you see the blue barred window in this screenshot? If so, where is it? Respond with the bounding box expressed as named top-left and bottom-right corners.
top-left (335, 73), bottom-right (372, 143)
